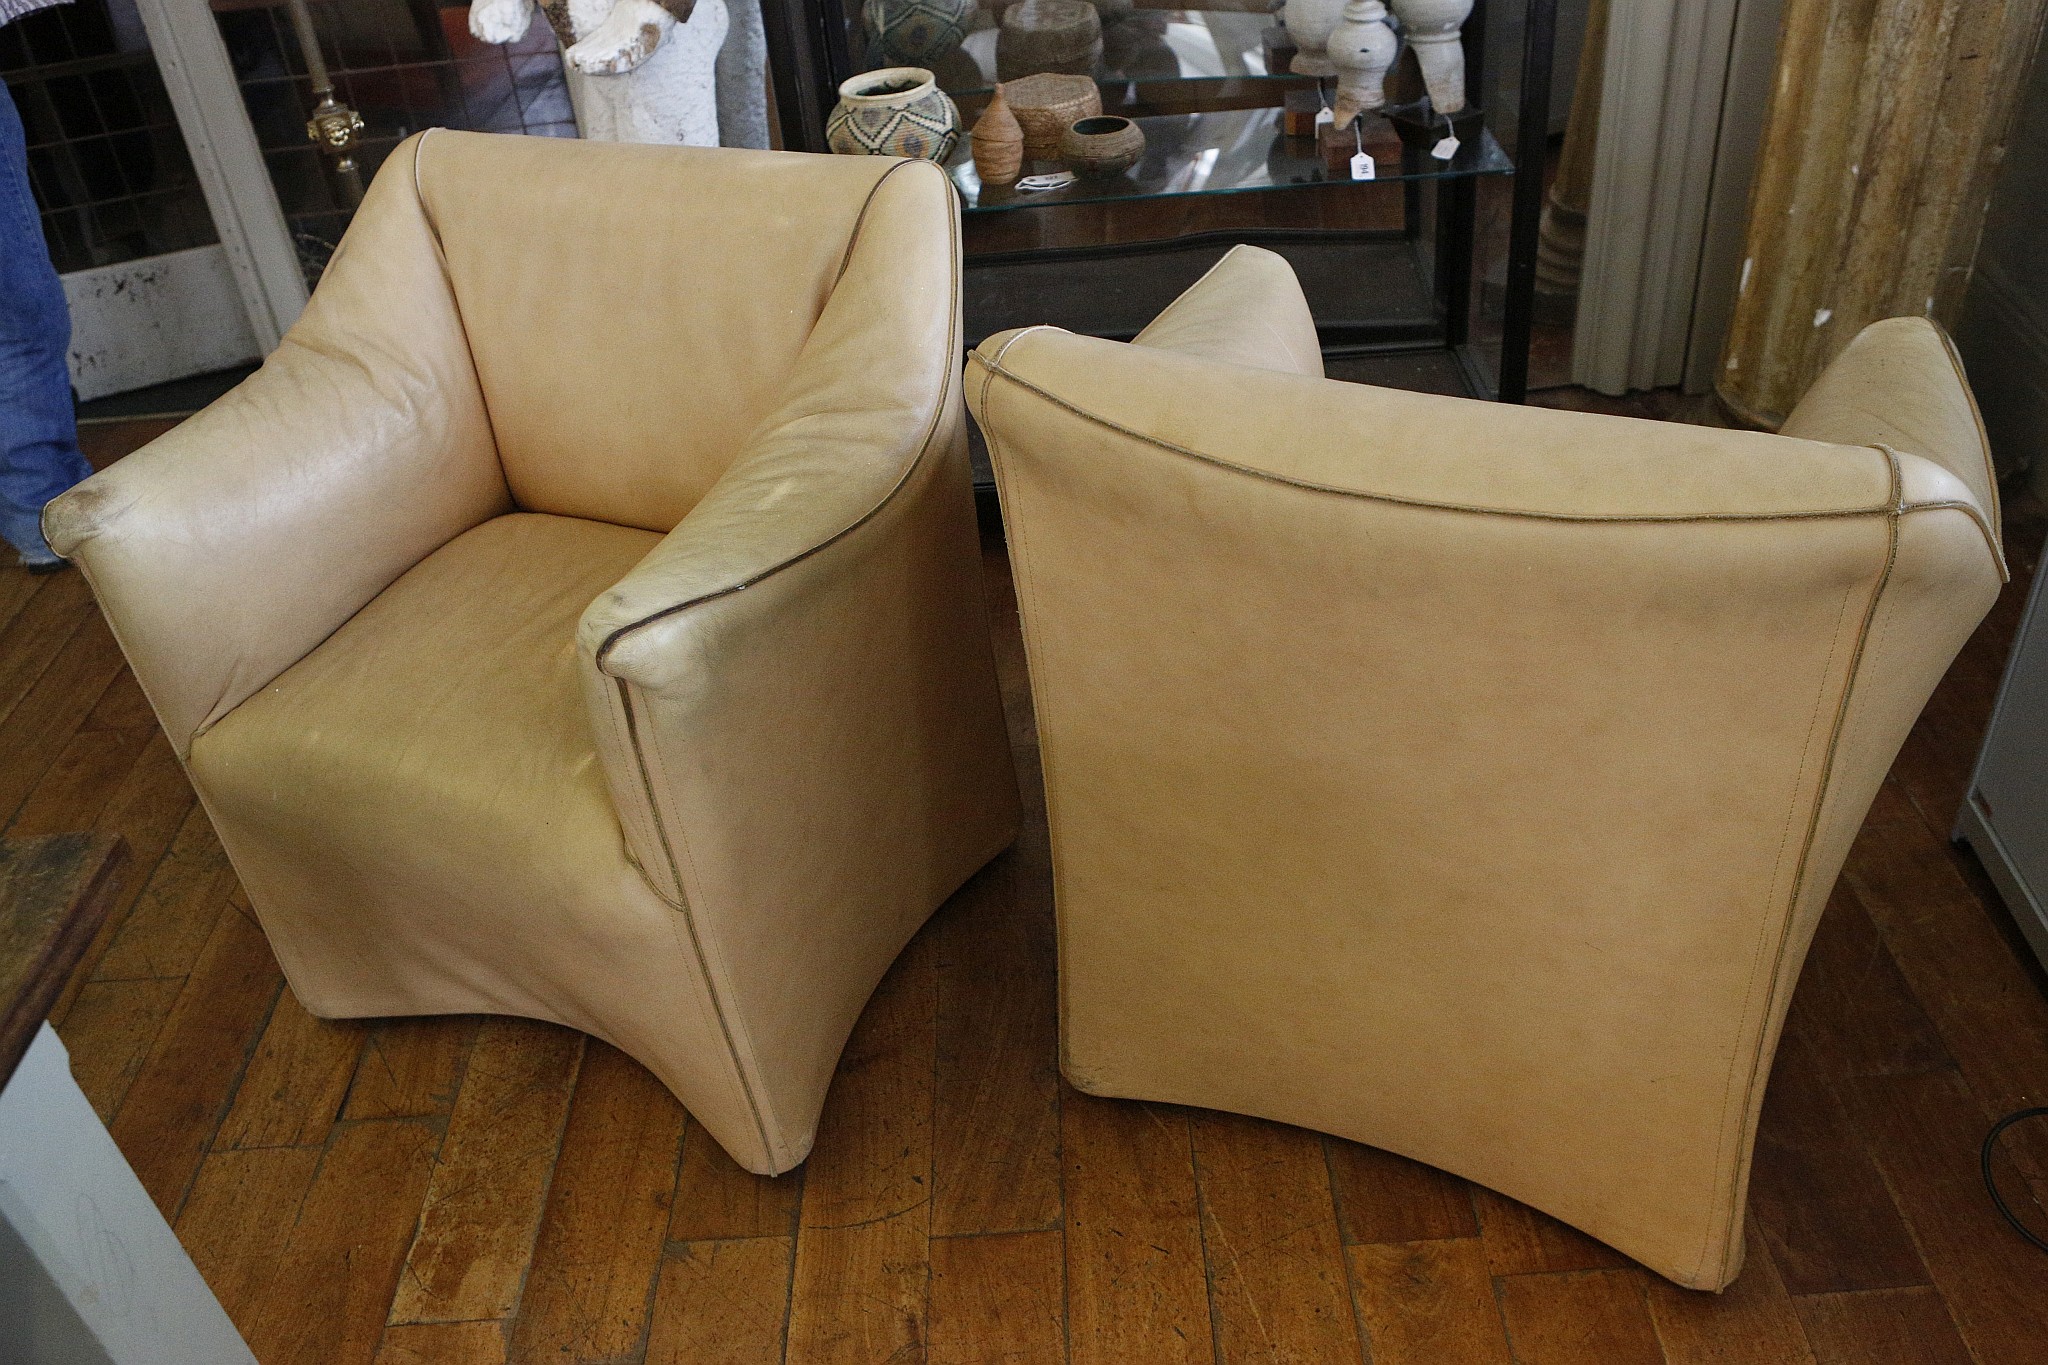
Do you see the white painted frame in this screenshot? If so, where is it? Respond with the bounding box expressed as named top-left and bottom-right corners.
top-left (1571, 0), bottom-right (1783, 395)
top-left (129, 0), bottom-right (307, 351)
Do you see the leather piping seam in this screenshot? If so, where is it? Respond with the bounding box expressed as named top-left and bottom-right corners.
top-left (1693, 445), bottom-right (1903, 1287)
top-left (587, 171), bottom-right (961, 1168)
top-left (614, 675), bottom-right (779, 1167)
top-left (410, 127), bottom-right (515, 507)
top-left (593, 167), bottom-right (960, 674)
top-left (969, 348), bottom-right (1960, 528)
top-left (1131, 244), bottom-right (1252, 343)
top-left (974, 328), bottom-right (1076, 1075)
top-left (1931, 318), bottom-right (2006, 568)
top-left (833, 157), bottom-right (924, 286)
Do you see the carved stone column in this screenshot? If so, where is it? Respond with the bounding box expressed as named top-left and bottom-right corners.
top-left (1534, 0), bottom-right (1609, 322)
top-left (1717, 0), bottom-right (2048, 428)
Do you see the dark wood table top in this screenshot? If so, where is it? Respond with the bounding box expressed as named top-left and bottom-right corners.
top-left (0, 834), bottom-right (126, 1090)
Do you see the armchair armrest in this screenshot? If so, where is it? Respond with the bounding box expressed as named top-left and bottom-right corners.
top-left (43, 135), bottom-right (510, 755)
top-left (574, 159), bottom-right (1018, 1168)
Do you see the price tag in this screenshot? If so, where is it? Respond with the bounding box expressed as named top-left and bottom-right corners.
top-left (1016, 171), bottom-right (1076, 192)
top-left (1431, 134), bottom-right (1460, 161)
top-left (1315, 106), bottom-right (1334, 128)
top-left (1350, 152), bottom-right (1376, 181)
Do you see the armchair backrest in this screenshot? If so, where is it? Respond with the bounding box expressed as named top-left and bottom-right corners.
top-left (967, 318), bottom-right (2005, 1287)
top-left (409, 130), bottom-right (953, 532)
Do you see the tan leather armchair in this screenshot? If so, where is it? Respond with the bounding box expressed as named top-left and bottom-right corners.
top-left (967, 246), bottom-right (2004, 1289)
top-left (45, 131), bottom-right (1019, 1176)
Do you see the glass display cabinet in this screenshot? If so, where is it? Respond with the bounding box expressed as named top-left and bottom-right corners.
top-left (764, 0), bottom-right (1559, 405)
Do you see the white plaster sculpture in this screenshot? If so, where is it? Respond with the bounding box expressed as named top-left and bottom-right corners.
top-left (1389, 0), bottom-right (1473, 114)
top-left (470, 0), bottom-right (728, 147)
top-left (1329, 0), bottom-right (1397, 128)
top-left (1283, 0), bottom-right (1345, 77)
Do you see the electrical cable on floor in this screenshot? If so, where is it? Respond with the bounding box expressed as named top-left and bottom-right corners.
top-left (1982, 1106), bottom-right (2048, 1253)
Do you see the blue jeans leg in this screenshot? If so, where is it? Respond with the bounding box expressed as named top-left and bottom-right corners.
top-left (0, 79), bottom-right (94, 565)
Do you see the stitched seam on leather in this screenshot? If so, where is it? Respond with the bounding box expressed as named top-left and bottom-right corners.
top-left (409, 129), bottom-right (514, 506)
top-left (598, 672), bottom-right (672, 899)
top-left (970, 349), bottom-right (1909, 526)
top-left (615, 677), bottom-right (779, 1167)
top-left (594, 168), bottom-right (962, 673)
top-left (1931, 318), bottom-right (2006, 566)
top-left (1131, 244), bottom-right (1250, 344)
top-left (833, 157), bottom-right (923, 286)
top-left (1693, 446), bottom-right (1903, 1286)
top-left (975, 327), bottom-right (1077, 1076)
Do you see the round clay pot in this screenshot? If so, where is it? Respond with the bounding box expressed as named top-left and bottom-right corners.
top-left (826, 67), bottom-right (962, 160)
top-left (863, 0), bottom-right (973, 65)
top-left (1059, 114), bottom-right (1145, 177)
top-left (996, 0), bottom-right (1103, 81)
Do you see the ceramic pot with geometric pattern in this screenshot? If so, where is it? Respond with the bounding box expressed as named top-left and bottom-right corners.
top-left (826, 67), bottom-right (962, 161)
top-left (863, 0), bottom-right (973, 65)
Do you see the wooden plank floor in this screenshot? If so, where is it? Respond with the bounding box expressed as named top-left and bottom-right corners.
top-left (26, 416), bottom-right (2048, 1363)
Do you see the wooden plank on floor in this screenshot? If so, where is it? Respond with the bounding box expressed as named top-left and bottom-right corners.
top-left (1791, 1285), bottom-right (1974, 1365)
top-left (1347, 1238), bottom-right (1510, 1365)
top-left (1326, 1138), bottom-right (1479, 1246)
top-left (86, 798), bottom-right (234, 984)
top-left (52, 974), bottom-right (182, 1120)
top-left (240, 1118), bottom-right (443, 1365)
top-left (668, 1113), bottom-right (802, 1243)
top-left (644, 1238), bottom-right (795, 1364)
top-left (1785, 883), bottom-right (1955, 1082)
top-left (0, 567), bottom-right (94, 729)
top-left (173, 1144), bottom-right (322, 1325)
top-left (1839, 1067), bottom-right (2048, 1363)
top-left (787, 933), bottom-right (938, 1364)
top-left (1191, 1109), bottom-right (1363, 1363)
top-left (507, 1040), bottom-right (686, 1364)
top-left (105, 902), bottom-right (283, 1217)
top-left (1746, 1031), bottom-right (1930, 1296)
top-left (1062, 1088), bottom-right (1214, 1365)
top-left (390, 1018), bottom-right (584, 1326)
top-left (930, 1229), bottom-right (1064, 1364)
top-left (1496, 1269), bottom-right (1666, 1365)
top-left (214, 988), bottom-right (365, 1151)
top-left (0, 611), bottom-right (129, 823)
top-left (1845, 807), bottom-right (2048, 1175)
top-left (344, 1015), bottom-right (478, 1122)
top-left (1643, 1226), bottom-right (1816, 1364)
top-left (1471, 1184), bottom-right (1631, 1278)
top-left (7, 726), bottom-right (148, 839)
top-left (931, 847), bottom-right (1061, 1238)
top-left (373, 1321), bottom-right (510, 1365)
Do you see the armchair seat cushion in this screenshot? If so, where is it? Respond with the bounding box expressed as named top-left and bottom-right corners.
top-left (185, 515), bottom-right (745, 1106)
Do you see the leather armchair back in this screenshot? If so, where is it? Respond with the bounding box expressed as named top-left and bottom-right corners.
top-left (968, 298), bottom-right (2004, 1288)
top-left (414, 130), bottom-right (932, 531)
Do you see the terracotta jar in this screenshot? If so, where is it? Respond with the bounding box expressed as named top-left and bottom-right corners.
top-left (826, 67), bottom-right (962, 160)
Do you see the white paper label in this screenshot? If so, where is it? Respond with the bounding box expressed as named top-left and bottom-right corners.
top-left (1016, 172), bottom-right (1077, 192)
top-left (1431, 135), bottom-right (1460, 161)
top-left (1315, 106), bottom-right (1334, 127)
top-left (1350, 152), bottom-right (1376, 181)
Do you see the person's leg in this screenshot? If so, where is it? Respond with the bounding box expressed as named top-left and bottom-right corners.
top-left (0, 78), bottom-right (94, 568)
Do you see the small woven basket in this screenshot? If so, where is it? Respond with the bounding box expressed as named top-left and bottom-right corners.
top-left (1000, 73), bottom-right (1102, 160)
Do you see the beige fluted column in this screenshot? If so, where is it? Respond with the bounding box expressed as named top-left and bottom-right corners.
top-left (1718, 0), bottom-right (2048, 428)
top-left (1533, 0), bottom-right (1609, 321)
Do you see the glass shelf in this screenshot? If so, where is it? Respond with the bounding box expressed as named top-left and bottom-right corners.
top-left (949, 105), bottom-right (1511, 212)
top-left (876, 9), bottom-right (1294, 98)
